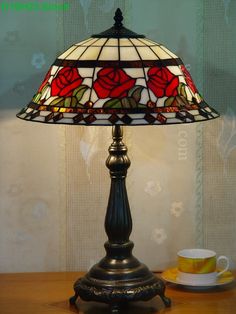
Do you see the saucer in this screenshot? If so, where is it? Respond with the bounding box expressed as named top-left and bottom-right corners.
top-left (161, 267), bottom-right (234, 288)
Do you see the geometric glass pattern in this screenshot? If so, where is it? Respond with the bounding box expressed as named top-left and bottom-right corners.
top-left (17, 16), bottom-right (219, 125)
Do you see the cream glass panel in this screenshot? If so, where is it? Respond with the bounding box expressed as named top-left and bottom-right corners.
top-left (167, 66), bottom-right (183, 75)
top-left (79, 46), bottom-right (102, 60)
top-left (91, 38), bottom-right (108, 46)
top-left (99, 46), bottom-right (119, 60)
top-left (78, 68), bottom-right (94, 77)
top-left (136, 46), bottom-right (160, 60)
top-left (105, 38), bottom-right (118, 46)
top-left (78, 38), bottom-right (99, 46)
top-left (58, 46), bottom-right (78, 59)
top-left (75, 38), bottom-right (93, 45)
top-left (120, 47), bottom-right (140, 60)
top-left (66, 46), bottom-right (88, 60)
top-left (119, 38), bottom-right (133, 46)
top-left (130, 38), bottom-right (146, 46)
top-left (51, 66), bottom-right (59, 75)
top-left (82, 78), bottom-right (92, 88)
top-left (136, 78), bottom-right (146, 86)
top-left (124, 68), bottom-right (144, 78)
top-left (140, 38), bottom-right (161, 46)
top-left (150, 46), bottom-right (173, 59)
top-left (160, 45), bottom-right (178, 58)
top-left (90, 90), bottom-right (99, 103)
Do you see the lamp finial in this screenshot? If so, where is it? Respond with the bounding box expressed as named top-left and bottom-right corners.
top-left (91, 7), bottom-right (144, 38)
top-left (114, 8), bottom-right (123, 28)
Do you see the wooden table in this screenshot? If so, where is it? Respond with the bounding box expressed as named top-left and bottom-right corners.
top-left (0, 272), bottom-right (235, 313)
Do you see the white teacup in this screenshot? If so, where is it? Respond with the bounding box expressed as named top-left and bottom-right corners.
top-left (177, 249), bottom-right (229, 285)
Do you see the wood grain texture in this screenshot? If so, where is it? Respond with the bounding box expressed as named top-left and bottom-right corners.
top-left (0, 272), bottom-right (235, 314)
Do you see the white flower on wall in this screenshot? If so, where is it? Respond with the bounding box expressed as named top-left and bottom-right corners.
top-left (7, 183), bottom-right (23, 196)
top-left (4, 30), bottom-right (19, 43)
top-left (31, 200), bottom-right (48, 219)
top-left (144, 180), bottom-right (162, 196)
top-left (151, 228), bottom-right (167, 245)
top-left (170, 201), bottom-right (184, 218)
top-left (31, 52), bottom-right (46, 69)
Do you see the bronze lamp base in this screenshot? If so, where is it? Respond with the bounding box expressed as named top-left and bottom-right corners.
top-left (69, 126), bottom-right (171, 312)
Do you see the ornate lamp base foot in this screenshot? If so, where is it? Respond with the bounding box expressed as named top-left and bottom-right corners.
top-left (70, 242), bottom-right (171, 310)
top-left (70, 275), bottom-right (170, 308)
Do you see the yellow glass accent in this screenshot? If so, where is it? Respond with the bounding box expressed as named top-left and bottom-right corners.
top-left (59, 108), bottom-right (67, 113)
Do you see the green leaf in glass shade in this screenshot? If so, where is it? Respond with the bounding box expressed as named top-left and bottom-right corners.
top-left (128, 85), bottom-right (144, 103)
top-left (32, 93), bottom-right (42, 103)
top-left (65, 97), bottom-right (72, 107)
top-left (75, 103), bottom-right (85, 108)
top-left (121, 97), bottom-right (138, 108)
top-left (73, 85), bottom-right (89, 102)
top-left (165, 97), bottom-right (175, 106)
top-left (137, 103), bottom-right (146, 108)
top-left (103, 98), bottom-right (122, 108)
top-left (178, 83), bottom-right (187, 98)
top-left (71, 96), bottom-right (78, 107)
top-left (175, 95), bottom-right (189, 107)
top-left (49, 97), bottom-right (64, 106)
top-left (41, 83), bottom-right (50, 95)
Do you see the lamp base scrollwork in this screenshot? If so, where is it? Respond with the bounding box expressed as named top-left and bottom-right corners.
top-left (70, 242), bottom-right (171, 311)
top-left (70, 275), bottom-right (171, 309)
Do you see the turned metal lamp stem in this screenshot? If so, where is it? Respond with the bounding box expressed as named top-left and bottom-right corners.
top-left (105, 125), bottom-right (132, 244)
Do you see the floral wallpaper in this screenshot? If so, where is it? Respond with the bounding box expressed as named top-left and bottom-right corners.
top-left (0, 0), bottom-right (235, 273)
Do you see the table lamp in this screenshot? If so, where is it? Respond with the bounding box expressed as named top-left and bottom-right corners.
top-left (17, 8), bottom-right (219, 312)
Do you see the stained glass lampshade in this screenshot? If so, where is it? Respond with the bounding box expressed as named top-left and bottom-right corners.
top-left (17, 11), bottom-right (218, 125)
top-left (17, 8), bottom-right (219, 312)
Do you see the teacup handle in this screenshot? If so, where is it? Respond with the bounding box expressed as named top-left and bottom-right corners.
top-left (216, 255), bottom-right (230, 277)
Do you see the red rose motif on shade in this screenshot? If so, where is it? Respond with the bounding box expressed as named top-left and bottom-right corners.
top-left (147, 67), bottom-right (179, 98)
top-left (93, 67), bottom-right (136, 98)
top-left (51, 67), bottom-right (83, 97)
top-left (38, 67), bottom-right (51, 93)
top-left (181, 65), bottom-right (198, 94)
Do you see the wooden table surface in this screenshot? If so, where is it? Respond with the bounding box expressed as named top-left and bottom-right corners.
top-left (0, 272), bottom-right (236, 314)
